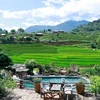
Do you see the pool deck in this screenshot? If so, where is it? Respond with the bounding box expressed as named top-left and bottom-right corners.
top-left (1, 88), bottom-right (99, 100)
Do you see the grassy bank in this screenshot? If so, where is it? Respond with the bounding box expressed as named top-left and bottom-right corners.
top-left (0, 43), bottom-right (100, 67)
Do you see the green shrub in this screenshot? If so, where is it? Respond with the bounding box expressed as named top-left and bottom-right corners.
top-left (0, 77), bottom-right (16, 89)
top-left (89, 76), bottom-right (100, 94)
top-left (0, 77), bottom-right (16, 95)
top-left (80, 68), bottom-right (93, 77)
top-left (76, 81), bottom-right (85, 85)
top-left (92, 64), bottom-right (100, 76)
top-left (33, 77), bottom-right (42, 83)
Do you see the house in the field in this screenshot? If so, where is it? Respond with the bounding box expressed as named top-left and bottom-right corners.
top-left (35, 33), bottom-right (43, 36)
top-left (0, 34), bottom-right (6, 37)
top-left (53, 30), bottom-right (64, 34)
top-left (53, 30), bottom-right (58, 33)
top-left (59, 30), bottom-right (64, 33)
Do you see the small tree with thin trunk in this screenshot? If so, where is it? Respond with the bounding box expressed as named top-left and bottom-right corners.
top-left (25, 59), bottom-right (36, 74)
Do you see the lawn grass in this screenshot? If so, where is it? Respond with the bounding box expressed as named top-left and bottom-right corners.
top-left (0, 43), bottom-right (100, 67)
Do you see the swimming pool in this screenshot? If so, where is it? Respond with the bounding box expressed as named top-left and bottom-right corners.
top-left (23, 76), bottom-right (89, 89)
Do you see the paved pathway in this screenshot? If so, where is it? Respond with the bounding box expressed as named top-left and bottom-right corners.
top-left (1, 89), bottom-right (42, 100)
top-left (1, 89), bottom-right (100, 100)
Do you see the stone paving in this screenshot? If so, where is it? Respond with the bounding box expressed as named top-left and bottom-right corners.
top-left (1, 89), bottom-right (42, 100)
top-left (1, 88), bottom-right (100, 100)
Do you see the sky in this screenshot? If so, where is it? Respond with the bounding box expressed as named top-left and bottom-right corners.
top-left (0, 0), bottom-right (100, 31)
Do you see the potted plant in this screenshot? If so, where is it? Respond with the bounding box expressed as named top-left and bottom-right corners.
top-left (76, 81), bottom-right (85, 95)
top-left (33, 77), bottom-right (42, 93)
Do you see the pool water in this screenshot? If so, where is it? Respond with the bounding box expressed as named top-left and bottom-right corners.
top-left (42, 77), bottom-right (86, 83)
top-left (23, 76), bottom-right (88, 89)
top-left (23, 81), bottom-right (34, 89)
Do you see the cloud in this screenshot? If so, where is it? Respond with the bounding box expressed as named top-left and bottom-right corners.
top-left (0, 23), bottom-right (5, 27)
top-left (42, 0), bottom-right (67, 6)
top-left (22, 20), bottom-right (60, 26)
top-left (4, 26), bottom-right (25, 32)
top-left (31, 7), bottom-right (57, 18)
top-left (0, 0), bottom-right (100, 28)
top-left (22, 22), bottom-right (34, 27)
top-left (0, 10), bottom-right (30, 19)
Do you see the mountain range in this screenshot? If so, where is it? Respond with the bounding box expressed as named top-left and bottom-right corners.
top-left (25, 20), bottom-right (89, 33)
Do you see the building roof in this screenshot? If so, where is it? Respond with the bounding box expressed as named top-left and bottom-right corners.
top-left (16, 67), bottom-right (29, 72)
top-left (12, 64), bottom-right (29, 72)
top-left (12, 64), bottom-right (25, 69)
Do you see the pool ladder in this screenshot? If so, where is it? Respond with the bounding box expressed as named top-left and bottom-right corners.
top-left (62, 78), bottom-right (65, 83)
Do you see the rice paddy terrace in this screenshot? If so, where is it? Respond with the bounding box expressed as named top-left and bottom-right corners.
top-left (1, 43), bottom-right (100, 67)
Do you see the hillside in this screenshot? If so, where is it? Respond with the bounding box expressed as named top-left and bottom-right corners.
top-left (72, 19), bottom-right (100, 33)
top-left (25, 20), bottom-right (89, 33)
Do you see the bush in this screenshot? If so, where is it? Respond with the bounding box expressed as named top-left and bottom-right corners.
top-left (0, 53), bottom-right (13, 69)
top-left (80, 64), bottom-right (100, 77)
top-left (0, 76), bottom-right (16, 95)
top-left (76, 81), bottom-right (85, 85)
top-left (89, 76), bottom-right (100, 95)
top-left (80, 68), bottom-right (93, 77)
top-left (33, 77), bottom-right (42, 83)
top-left (92, 64), bottom-right (100, 76)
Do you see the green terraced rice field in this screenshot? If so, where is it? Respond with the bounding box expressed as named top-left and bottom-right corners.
top-left (1, 43), bottom-right (100, 67)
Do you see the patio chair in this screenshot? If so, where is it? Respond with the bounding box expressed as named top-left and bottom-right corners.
top-left (43, 91), bottom-right (62, 100)
top-left (43, 83), bottom-right (63, 100)
top-left (40, 82), bottom-right (50, 98)
top-left (63, 84), bottom-right (77, 100)
top-left (63, 84), bottom-right (82, 100)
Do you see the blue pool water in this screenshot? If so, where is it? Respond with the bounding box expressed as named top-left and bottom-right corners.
top-left (23, 76), bottom-right (89, 89)
top-left (23, 81), bottom-right (34, 89)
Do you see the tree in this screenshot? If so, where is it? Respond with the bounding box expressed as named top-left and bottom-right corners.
top-left (0, 53), bottom-right (13, 69)
top-left (10, 29), bottom-right (16, 34)
top-left (25, 59), bottom-right (36, 74)
top-left (96, 35), bottom-right (100, 43)
top-left (18, 28), bottom-right (24, 33)
top-left (1, 38), bottom-right (8, 44)
top-left (0, 28), bottom-right (3, 34)
top-left (3, 30), bottom-right (8, 34)
top-left (48, 29), bottom-right (51, 31)
top-left (34, 36), bottom-right (40, 43)
top-left (90, 42), bottom-right (97, 49)
top-left (25, 37), bottom-right (32, 43)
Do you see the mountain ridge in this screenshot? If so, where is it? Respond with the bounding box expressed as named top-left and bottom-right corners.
top-left (25, 20), bottom-right (89, 33)
top-left (72, 19), bottom-right (100, 33)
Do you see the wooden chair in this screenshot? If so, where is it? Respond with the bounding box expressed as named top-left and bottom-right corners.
top-left (40, 82), bottom-right (50, 98)
top-left (43, 83), bottom-right (63, 100)
top-left (43, 91), bottom-right (62, 100)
